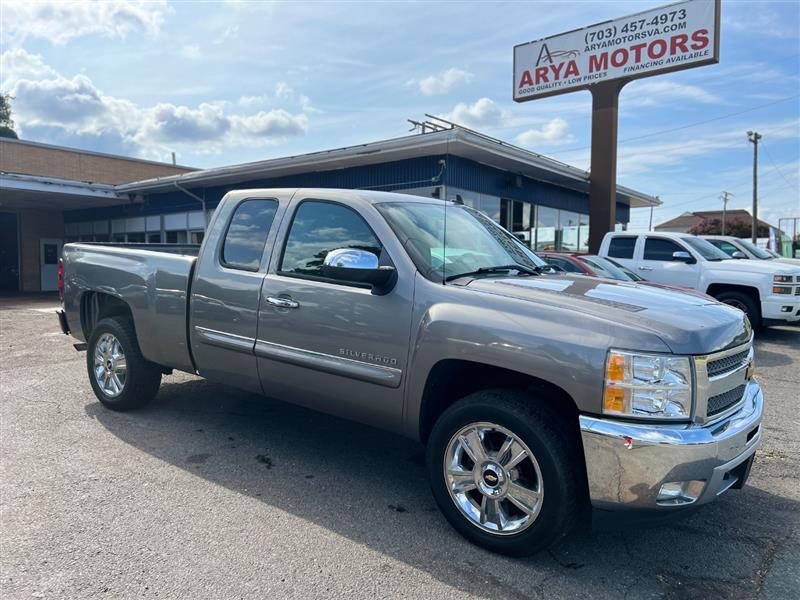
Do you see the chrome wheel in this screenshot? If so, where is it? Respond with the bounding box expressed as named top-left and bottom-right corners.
top-left (93, 333), bottom-right (127, 398)
top-left (444, 422), bottom-right (544, 535)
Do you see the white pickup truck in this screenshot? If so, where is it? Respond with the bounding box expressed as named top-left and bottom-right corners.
top-left (701, 235), bottom-right (800, 266)
top-left (599, 231), bottom-right (800, 327)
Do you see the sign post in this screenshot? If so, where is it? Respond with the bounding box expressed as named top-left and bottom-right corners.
top-left (513, 0), bottom-right (720, 252)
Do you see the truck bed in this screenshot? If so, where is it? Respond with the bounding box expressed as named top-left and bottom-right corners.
top-left (61, 243), bottom-right (198, 373)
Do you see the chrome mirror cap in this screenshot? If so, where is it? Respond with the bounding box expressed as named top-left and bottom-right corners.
top-left (324, 248), bottom-right (380, 270)
top-left (672, 251), bottom-right (693, 263)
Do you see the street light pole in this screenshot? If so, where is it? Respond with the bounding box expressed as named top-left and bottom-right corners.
top-left (747, 131), bottom-right (762, 243)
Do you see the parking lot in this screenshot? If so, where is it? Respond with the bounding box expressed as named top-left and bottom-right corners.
top-left (1, 295), bottom-right (798, 600)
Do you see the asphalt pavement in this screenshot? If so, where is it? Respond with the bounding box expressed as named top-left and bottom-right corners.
top-left (1, 294), bottom-right (798, 599)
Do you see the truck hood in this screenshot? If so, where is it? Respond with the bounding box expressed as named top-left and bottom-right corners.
top-left (463, 274), bottom-right (751, 355)
top-left (704, 258), bottom-right (800, 276)
top-left (773, 257), bottom-right (800, 266)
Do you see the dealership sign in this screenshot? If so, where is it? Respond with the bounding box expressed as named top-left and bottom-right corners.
top-left (513, 0), bottom-right (720, 101)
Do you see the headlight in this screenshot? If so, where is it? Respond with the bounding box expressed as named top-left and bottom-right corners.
top-left (773, 275), bottom-right (793, 283)
top-left (772, 286), bottom-right (792, 295)
top-left (603, 350), bottom-right (693, 419)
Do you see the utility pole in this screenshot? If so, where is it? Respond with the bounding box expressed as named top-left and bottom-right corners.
top-left (747, 131), bottom-right (762, 243)
top-left (648, 196), bottom-right (659, 231)
top-left (720, 191), bottom-right (732, 235)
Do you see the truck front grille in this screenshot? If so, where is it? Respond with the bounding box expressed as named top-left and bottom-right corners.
top-left (707, 349), bottom-right (750, 378)
top-left (695, 339), bottom-right (753, 423)
top-left (707, 384), bottom-right (747, 416)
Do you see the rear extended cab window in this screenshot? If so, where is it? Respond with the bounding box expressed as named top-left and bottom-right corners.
top-left (607, 236), bottom-right (637, 259)
top-left (221, 199), bottom-right (279, 271)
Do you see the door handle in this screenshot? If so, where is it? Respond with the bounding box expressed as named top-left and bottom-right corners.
top-left (266, 296), bottom-right (299, 309)
top-left (638, 266), bottom-right (653, 271)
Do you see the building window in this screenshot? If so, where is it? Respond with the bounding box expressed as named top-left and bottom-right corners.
top-left (512, 201), bottom-right (531, 244)
top-left (560, 210), bottom-right (580, 252)
top-left (166, 230), bottom-right (188, 244)
top-left (535, 206), bottom-right (558, 251)
top-left (190, 231), bottom-right (204, 244)
top-left (147, 232), bottom-right (162, 244)
top-left (578, 214), bottom-right (590, 253)
top-left (127, 232), bottom-right (145, 243)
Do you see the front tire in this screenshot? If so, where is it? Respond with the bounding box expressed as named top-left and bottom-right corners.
top-left (715, 291), bottom-right (761, 329)
top-left (87, 317), bottom-right (161, 411)
top-left (426, 389), bottom-right (584, 556)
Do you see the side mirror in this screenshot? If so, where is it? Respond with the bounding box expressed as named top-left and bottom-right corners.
top-left (672, 251), bottom-right (696, 264)
top-left (322, 248), bottom-right (396, 294)
top-left (731, 251), bottom-right (747, 259)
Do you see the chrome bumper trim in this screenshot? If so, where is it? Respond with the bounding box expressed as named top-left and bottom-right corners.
top-left (579, 379), bottom-right (763, 510)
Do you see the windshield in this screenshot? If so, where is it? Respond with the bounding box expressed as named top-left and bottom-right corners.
top-left (579, 255), bottom-right (639, 282)
top-left (736, 238), bottom-right (773, 260)
top-left (376, 202), bottom-right (548, 281)
top-left (682, 236), bottom-right (731, 261)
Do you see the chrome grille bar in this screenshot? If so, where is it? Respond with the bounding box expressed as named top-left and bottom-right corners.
top-left (694, 338), bottom-right (754, 424)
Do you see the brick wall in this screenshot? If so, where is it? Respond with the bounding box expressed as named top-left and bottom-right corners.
top-left (0, 139), bottom-right (194, 185)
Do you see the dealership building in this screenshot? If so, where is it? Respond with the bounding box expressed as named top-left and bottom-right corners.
top-left (0, 128), bottom-right (659, 292)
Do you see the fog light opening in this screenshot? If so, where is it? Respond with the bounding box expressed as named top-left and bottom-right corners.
top-left (780, 306), bottom-right (792, 313)
top-left (656, 480), bottom-right (706, 506)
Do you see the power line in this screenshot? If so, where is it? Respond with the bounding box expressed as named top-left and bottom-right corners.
top-left (547, 95), bottom-right (800, 155)
top-left (760, 139), bottom-right (798, 189)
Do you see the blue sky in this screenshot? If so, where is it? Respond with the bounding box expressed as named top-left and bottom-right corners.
top-left (1, 0), bottom-right (798, 230)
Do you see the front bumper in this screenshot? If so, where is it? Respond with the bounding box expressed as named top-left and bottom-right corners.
top-left (762, 296), bottom-right (800, 323)
top-left (579, 379), bottom-right (763, 511)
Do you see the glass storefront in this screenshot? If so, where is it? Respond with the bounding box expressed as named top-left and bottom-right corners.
top-left (534, 206), bottom-right (558, 251)
top-left (65, 189), bottom-right (610, 254)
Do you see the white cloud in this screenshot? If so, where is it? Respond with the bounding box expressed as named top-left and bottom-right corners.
top-left (411, 67), bottom-right (473, 95)
top-left (515, 118), bottom-right (573, 147)
top-left (180, 44), bottom-right (201, 60)
top-left (1, 0), bottom-right (168, 45)
top-left (443, 97), bottom-right (507, 128)
top-left (0, 48), bottom-right (57, 85)
top-left (624, 81), bottom-right (720, 107)
top-left (1, 49), bottom-right (309, 157)
top-left (213, 24), bottom-right (239, 45)
top-left (237, 82), bottom-right (319, 114)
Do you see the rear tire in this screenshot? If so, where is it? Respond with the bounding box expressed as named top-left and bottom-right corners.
top-left (86, 317), bottom-right (161, 411)
top-left (714, 291), bottom-right (761, 329)
top-left (426, 389), bottom-right (584, 556)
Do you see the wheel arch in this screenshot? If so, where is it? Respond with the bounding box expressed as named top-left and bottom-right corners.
top-left (80, 291), bottom-right (136, 341)
top-left (417, 359), bottom-right (581, 444)
top-left (705, 283), bottom-right (761, 303)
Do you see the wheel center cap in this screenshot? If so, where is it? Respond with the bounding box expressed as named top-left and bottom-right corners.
top-left (478, 463), bottom-right (507, 496)
top-left (483, 469), bottom-right (500, 487)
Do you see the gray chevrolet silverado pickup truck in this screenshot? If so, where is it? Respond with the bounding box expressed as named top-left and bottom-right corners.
top-left (58, 188), bottom-right (763, 556)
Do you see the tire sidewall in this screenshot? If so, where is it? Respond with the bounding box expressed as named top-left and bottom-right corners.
top-left (427, 392), bottom-right (577, 555)
top-left (86, 318), bottom-right (144, 409)
top-left (717, 292), bottom-right (760, 328)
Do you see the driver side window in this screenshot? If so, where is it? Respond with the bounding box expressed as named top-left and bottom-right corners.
top-left (643, 238), bottom-right (684, 261)
top-left (280, 200), bottom-right (382, 279)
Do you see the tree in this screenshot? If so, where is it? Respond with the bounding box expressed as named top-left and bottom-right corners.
top-left (689, 216), bottom-right (769, 238)
top-left (0, 94), bottom-right (18, 139)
